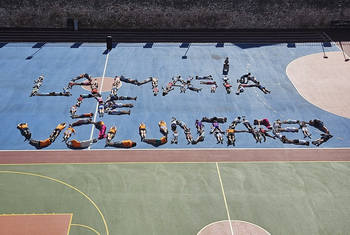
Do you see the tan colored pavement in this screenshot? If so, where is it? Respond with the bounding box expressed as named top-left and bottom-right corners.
top-left (286, 45), bottom-right (350, 119)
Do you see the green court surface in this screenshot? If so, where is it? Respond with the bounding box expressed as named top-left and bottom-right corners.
top-left (1, 161), bottom-right (350, 235)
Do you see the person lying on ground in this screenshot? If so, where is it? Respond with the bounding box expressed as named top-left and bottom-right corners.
top-left (196, 75), bottom-right (213, 80)
top-left (17, 123), bottom-right (31, 141)
top-left (201, 116), bottom-right (227, 123)
top-left (106, 125), bottom-right (117, 142)
top-left (226, 128), bottom-right (247, 146)
top-left (70, 104), bottom-right (77, 117)
top-left (106, 101), bottom-right (134, 110)
top-left (184, 126), bottom-right (193, 144)
top-left (30, 86), bottom-right (39, 97)
top-left (91, 88), bottom-right (100, 96)
top-left (71, 73), bottom-right (92, 82)
top-left (258, 127), bottom-right (275, 142)
top-left (143, 136), bottom-right (167, 146)
top-left (247, 75), bottom-right (259, 84)
top-left (151, 77), bottom-right (158, 88)
top-left (29, 138), bottom-right (52, 149)
top-left (105, 140), bottom-right (137, 148)
top-left (250, 127), bottom-right (262, 143)
top-left (214, 129), bottom-right (224, 144)
top-left (34, 91), bottom-right (72, 96)
top-left (111, 81), bottom-right (119, 95)
top-left (312, 133), bottom-right (333, 146)
top-left (242, 117), bottom-right (254, 132)
top-left (139, 122), bottom-right (147, 141)
top-left (90, 79), bottom-right (98, 89)
top-left (275, 126), bottom-right (299, 133)
top-left (223, 57), bottom-right (229, 75)
top-left (95, 95), bottom-right (103, 104)
top-left (179, 83), bottom-right (187, 93)
top-left (172, 76), bottom-right (185, 85)
top-left (34, 74), bottom-right (44, 84)
top-left (153, 86), bottom-right (159, 96)
top-left (186, 76), bottom-right (194, 84)
top-left (235, 83), bottom-right (256, 95)
top-left (105, 94), bottom-right (118, 103)
top-left (171, 130), bottom-right (179, 144)
top-left (66, 138), bottom-right (97, 149)
top-left (237, 73), bottom-right (251, 84)
top-left (62, 125), bottom-right (76, 142)
top-left (119, 75), bottom-right (139, 85)
top-left (281, 136), bottom-right (310, 146)
top-left (210, 120), bottom-right (224, 134)
top-left (176, 120), bottom-right (187, 129)
top-left (254, 118), bottom-right (272, 130)
top-left (68, 80), bottom-right (91, 89)
top-left (137, 77), bottom-right (152, 86)
top-left (80, 94), bottom-right (95, 99)
top-left (162, 82), bottom-right (175, 96)
top-left (106, 94), bottom-right (137, 102)
top-left (195, 119), bottom-right (204, 133)
top-left (95, 121), bottom-right (107, 139)
top-left (299, 121), bottom-right (312, 138)
top-left (71, 113), bottom-right (94, 119)
top-left (255, 83), bottom-right (271, 94)
top-left (229, 117), bottom-right (242, 129)
top-left (76, 96), bottom-right (83, 107)
top-left (223, 82), bottom-right (232, 94)
top-left (308, 119), bottom-right (330, 134)
top-left (159, 120), bottom-right (168, 136)
top-left (171, 117), bottom-right (177, 132)
top-left (98, 101), bottom-right (104, 117)
top-left (281, 119), bottom-right (300, 124)
top-left (200, 80), bottom-right (217, 85)
top-left (107, 110), bottom-right (131, 115)
top-left (117, 95), bottom-right (137, 101)
top-left (211, 84), bottom-right (218, 93)
top-left (187, 84), bottom-right (202, 92)
top-left (272, 119), bottom-right (299, 132)
top-left (192, 130), bottom-right (205, 145)
top-left (71, 118), bottom-right (95, 127)
top-left (50, 122), bottom-right (67, 142)
top-left (151, 78), bottom-right (159, 96)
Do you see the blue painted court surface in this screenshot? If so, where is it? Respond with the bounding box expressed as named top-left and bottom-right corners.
top-left (1, 42), bottom-right (349, 150)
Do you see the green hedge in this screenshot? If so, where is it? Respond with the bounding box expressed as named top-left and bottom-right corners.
top-left (0, 0), bottom-right (349, 28)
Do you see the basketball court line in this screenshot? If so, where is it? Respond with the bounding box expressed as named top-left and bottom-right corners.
top-left (88, 49), bottom-right (110, 149)
top-left (216, 162), bottom-right (234, 235)
top-left (0, 170), bottom-right (109, 235)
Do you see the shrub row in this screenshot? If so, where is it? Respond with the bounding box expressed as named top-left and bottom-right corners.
top-left (0, 0), bottom-right (349, 29)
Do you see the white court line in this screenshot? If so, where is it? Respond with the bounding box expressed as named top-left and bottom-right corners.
top-left (216, 162), bottom-right (234, 235)
top-left (88, 51), bottom-right (110, 149)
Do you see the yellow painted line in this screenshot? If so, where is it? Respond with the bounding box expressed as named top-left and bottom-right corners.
top-left (71, 224), bottom-right (100, 235)
top-left (0, 171), bottom-right (109, 235)
top-left (67, 214), bottom-right (73, 235)
top-left (0, 213), bottom-right (72, 216)
top-left (216, 162), bottom-right (234, 235)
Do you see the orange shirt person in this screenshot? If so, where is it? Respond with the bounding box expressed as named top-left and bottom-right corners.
top-left (50, 122), bottom-right (67, 141)
top-left (66, 138), bottom-right (97, 149)
top-left (29, 138), bottom-right (52, 149)
top-left (106, 126), bottom-right (117, 142)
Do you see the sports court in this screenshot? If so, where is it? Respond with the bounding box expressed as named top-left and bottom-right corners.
top-left (0, 35), bottom-right (350, 234)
